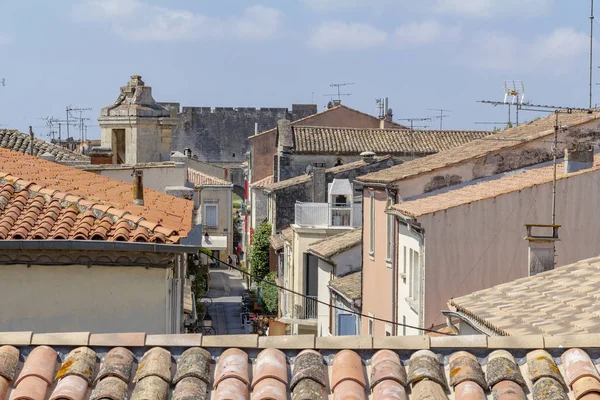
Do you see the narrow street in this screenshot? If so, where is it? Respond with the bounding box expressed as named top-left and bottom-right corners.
top-left (206, 267), bottom-right (246, 335)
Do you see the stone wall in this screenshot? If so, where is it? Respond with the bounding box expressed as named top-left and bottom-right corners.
top-left (171, 105), bottom-right (317, 163)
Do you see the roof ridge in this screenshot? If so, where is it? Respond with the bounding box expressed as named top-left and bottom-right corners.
top-left (296, 125), bottom-right (491, 134)
top-left (187, 168), bottom-right (232, 186)
top-left (0, 129), bottom-right (90, 161)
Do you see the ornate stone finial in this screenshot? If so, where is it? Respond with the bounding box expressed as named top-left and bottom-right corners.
top-left (128, 75), bottom-right (145, 87)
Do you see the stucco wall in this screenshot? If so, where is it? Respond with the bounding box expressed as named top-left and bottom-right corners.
top-left (397, 224), bottom-right (422, 335)
top-left (361, 189), bottom-right (393, 336)
top-left (0, 264), bottom-right (168, 333)
top-left (200, 187), bottom-right (233, 258)
top-left (317, 258), bottom-right (334, 337)
top-left (91, 165), bottom-right (186, 193)
top-left (394, 119), bottom-right (600, 199)
top-left (251, 188), bottom-right (268, 231)
top-left (419, 167), bottom-right (600, 328)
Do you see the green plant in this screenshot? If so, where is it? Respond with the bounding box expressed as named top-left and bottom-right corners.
top-left (249, 221), bottom-right (272, 281)
top-left (259, 272), bottom-right (278, 314)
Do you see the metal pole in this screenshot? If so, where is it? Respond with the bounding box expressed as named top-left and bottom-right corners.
top-left (66, 107), bottom-right (69, 139)
top-left (591, 0), bottom-right (595, 109)
top-left (552, 111), bottom-right (558, 225)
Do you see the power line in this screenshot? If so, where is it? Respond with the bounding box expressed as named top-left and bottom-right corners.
top-left (203, 251), bottom-right (452, 336)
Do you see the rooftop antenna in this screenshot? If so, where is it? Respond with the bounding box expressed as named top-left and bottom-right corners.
top-left (397, 117), bottom-right (432, 160)
top-left (0, 78), bottom-right (5, 87)
top-left (66, 106), bottom-right (92, 143)
top-left (428, 108), bottom-right (452, 130)
top-left (590, 0), bottom-right (595, 108)
top-left (328, 82), bottom-right (354, 102)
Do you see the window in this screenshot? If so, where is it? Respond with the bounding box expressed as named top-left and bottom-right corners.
top-left (204, 203), bottom-right (218, 227)
top-left (386, 215), bottom-right (394, 261)
top-left (368, 313), bottom-right (374, 336)
top-left (408, 249), bottom-right (421, 303)
top-left (385, 324), bottom-right (392, 336)
top-left (369, 191), bottom-right (375, 255)
top-left (402, 315), bottom-right (406, 336)
top-left (402, 246), bottom-right (407, 279)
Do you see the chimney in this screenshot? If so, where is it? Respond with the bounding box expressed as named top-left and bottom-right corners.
top-left (89, 147), bottom-right (114, 165)
top-left (277, 119), bottom-right (294, 152)
top-left (360, 151), bottom-right (376, 163)
top-left (132, 169), bottom-right (144, 206)
top-left (29, 126), bottom-right (34, 156)
top-left (525, 224), bottom-right (559, 275)
top-left (564, 142), bottom-right (593, 173)
top-left (312, 163), bottom-right (327, 203)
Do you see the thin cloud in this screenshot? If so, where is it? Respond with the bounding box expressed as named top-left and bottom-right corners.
top-left (393, 19), bottom-right (460, 47)
top-left (72, 0), bottom-right (283, 42)
top-left (307, 21), bottom-right (387, 50)
top-left (467, 27), bottom-right (588, 75)
top-left (0, 33), bottom-right (12, 45)
top-left (302, 0), bottom-right (396, 11)
top-left (433, 0), bottom-right (552, 17)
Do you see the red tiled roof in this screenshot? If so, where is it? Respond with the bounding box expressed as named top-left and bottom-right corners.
top-left (0, 332), bottom-right (598, 399)
top-left (187, 168), bottom-right (232, 187)
top-left (0, 149), bottom-right (193, 242)
top-left (250, 175), bottom-right (273, 188)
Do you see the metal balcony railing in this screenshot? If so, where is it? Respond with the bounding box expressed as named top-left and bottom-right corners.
top-left (295, 203), bottom-right (362, 228)
top-left (282, 292), bottom-right (318, 320)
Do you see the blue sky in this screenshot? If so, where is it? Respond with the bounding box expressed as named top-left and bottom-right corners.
top-left (0, 0), bottom-right (596, 140)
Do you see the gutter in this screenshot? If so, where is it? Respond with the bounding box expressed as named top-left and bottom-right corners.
top-left (0, 240), bottom-right (201, 254)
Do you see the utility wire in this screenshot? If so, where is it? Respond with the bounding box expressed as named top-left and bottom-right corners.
top-left (203, 252), bottom-right (453, 336)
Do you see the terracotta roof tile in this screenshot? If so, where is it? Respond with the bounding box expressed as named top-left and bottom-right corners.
top-left (293, 126), bottom-right (491, 155)
top-left (0, 149), bottom-right (193, 242)
top-left (360, 111), bottom-right (600, 183)
top-left (308, 228), bottom-right (362, 259)
top-left (329, 271), bottom-right (362, 302)
top-left (450, 254), bottom-right (600, 336)
top-left (0, 129), bottom-right (89, 162)
top-left (187, 168), bottom-right (232, 187)
top-left (4, 335), bottom-right (600, 399)
top-left (250, 175), bottom-right (274, 188)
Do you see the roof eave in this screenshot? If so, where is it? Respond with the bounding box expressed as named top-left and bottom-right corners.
top-left (0, 239), bottom-right (200, 253)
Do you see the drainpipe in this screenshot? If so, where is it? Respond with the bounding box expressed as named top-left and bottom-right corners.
top-left (385, 183), bottom-right (398, 335)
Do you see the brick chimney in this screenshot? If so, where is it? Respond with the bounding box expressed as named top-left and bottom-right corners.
top-left (89, 147), bottom-right (114, 165)
top-left (132, 169), bottom-right (144, 206)
top-left (312, 163), bottom-right (327, 203)
top-left (564, 142), bottom-right (593, 173)
top-left (525, 224), bottom-right (560, 275)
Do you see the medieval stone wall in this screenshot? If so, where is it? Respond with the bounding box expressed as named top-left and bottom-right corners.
top-left (170, 104), bottom-right (317, 163)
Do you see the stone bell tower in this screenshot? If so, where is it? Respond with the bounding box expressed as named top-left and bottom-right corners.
top-left (98, 75), bottom-right (177, 164)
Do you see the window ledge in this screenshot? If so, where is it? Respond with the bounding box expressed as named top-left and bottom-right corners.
top-left (405, 297), bottom-right (419, 313)
top-left (400, 273), bottom-right (406, 281)
top-left (385, 258), bottom-right (392, 268)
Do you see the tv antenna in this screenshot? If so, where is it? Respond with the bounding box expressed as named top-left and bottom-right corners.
top-left (590, 0), bottom-right (595, 108)
top-left (397, 117), bottom-right (432, 160)
top-left (328, 82), bottom-right (354, 102)
top-left (66, 106), bottom-right (92, 142)
top-left (0, 78), bottom-right (5, 87)
top-left (428, 108), bottom-right (452, 130)
top-left (375, 97), bottom-right (392, 120)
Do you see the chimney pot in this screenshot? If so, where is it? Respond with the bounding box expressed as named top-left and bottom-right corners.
top-left (89, 147), bottom-right (114, 165)
top-left (312, 163), bottom-right (327, 203)
top-left (360, 151), bottom-right (376, 163)
top-left (132, 169), bottom-right (144, 206)
top-left (525, 224), bottom-right (559, 275)
top-left (564, 142), bottom-right (593, 173)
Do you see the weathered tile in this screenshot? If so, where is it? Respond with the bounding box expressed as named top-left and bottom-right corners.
top-left (173, 376), bottom-right (208, 400)
top-left (407, 350), bottom-right (447, 389)
top-left (527, 349), bottom-right (566, 388)
top-left (130, 375), bottom-right (169, 400)
top-left (90, 376), bottom-right (128, 400)
top-left (0, 376), bottom-right (9, 400)
top-left (372, 379), bottom-right (407, 400)
top-left (333, 379), bottom-right (366, 400)
top-left (532, 376), bottom-right (568, 400)
top-left (291, 378), bottom-right (325, 400)
top-left (491, 380), bottom-right (526, 400)
top-left (173, 347), bottom-right (211, 385)
top-left (455, 380), bottom-right (486, 400)
top-left (486, 350), bottom-right (526, 388)
top-left (562, 348), bottom-right (600, 387)
top-left (290, 350), bottom-right (326, 390)
top-left (95, 347), bottom-right (135, 384)
top-left (133, 347), bottom-right (171, 384)
top-left (252, 377), bottom-right (288, 400)
top-left (370, 349), bottom-right (407, 388)
top-left (213, 377), bottom-right (248, 400)
top-left (55, 347), bottom-right (96, 384)
top-left (0, 345), bottom-right (19, 381)
top-left (448, 351), bottom-right (486, 390)
top-left (411, 379), bottom-right (447, 400)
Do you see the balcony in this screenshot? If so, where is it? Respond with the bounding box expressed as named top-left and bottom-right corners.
top-left (282, 292), bottom-right (318, 321)
top-left (295, 202), bottom-right (362, 228)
